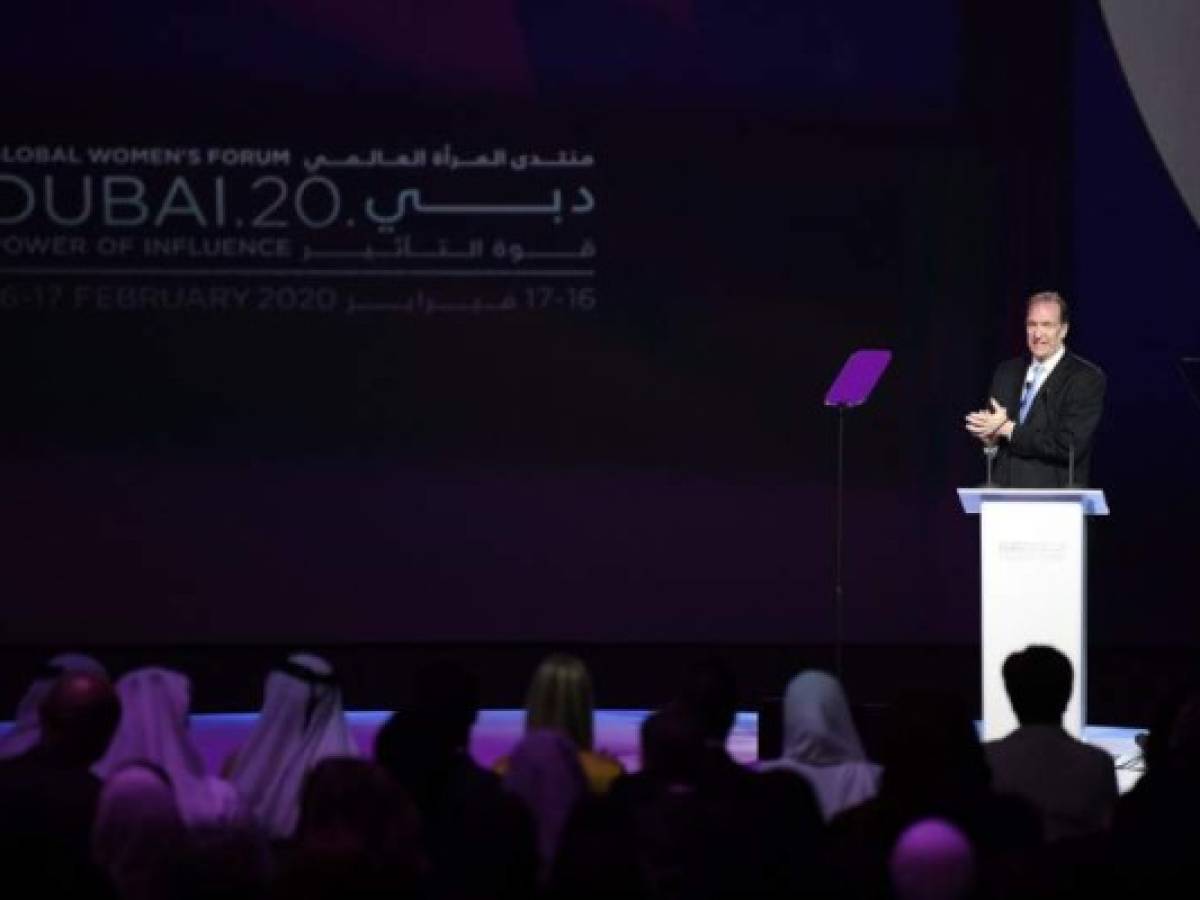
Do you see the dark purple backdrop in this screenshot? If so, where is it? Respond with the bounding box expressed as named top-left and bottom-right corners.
top-left (2, 2), bottom-right (1194, 650)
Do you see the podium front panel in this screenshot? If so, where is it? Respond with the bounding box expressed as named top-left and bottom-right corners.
top-left (980, 499), bottom-right (1086, 740)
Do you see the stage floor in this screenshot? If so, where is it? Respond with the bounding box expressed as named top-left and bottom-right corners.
top-left (3, 710), bottom-right (1146, 792)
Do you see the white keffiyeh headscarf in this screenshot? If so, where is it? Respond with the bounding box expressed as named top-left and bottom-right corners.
top-left (95, 667), bottom-right (244, 828)
top-left (0, 653), bottom-right (108, 759)
top-left (227, 653), bottom-right (359, 838)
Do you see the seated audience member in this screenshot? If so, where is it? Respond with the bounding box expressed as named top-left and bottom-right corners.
top-left (607, 706), bottom-right (708, 900)
top-left (0, 671), bottom-right (121, 895)
top-left (888, 818), bottom-right (976, 900)
top-left (375, 659), bottom-right (488, 816)
top-left (1128, 681), bottom-right (1195, 778)
top-left (637, 702), bottom-right (707, 786)
top-left (615, 702), bottom-right (826, 900)
top-left (375, 660), bottom-right (537, 900)
top-left (93, 762), bottom-right (186, 900)
top-left (227, 652), bottom-right (359, 839)
top-left (274, 758), bottom-right (425, 900)
top-left (651, 662), bottom-right (771, 896)
top-left (0, 652), bottom-right (108, 759)
top-left (985, 645), bottom-right (1117, 841)
top-left (760, 670), bottom-right (882, 820)
top-left (496, 653), bottom-right (624, 793)
top-left (548, 793), bottom-right (651, 900)
top-left (96, 667), bottom-right (243, 827)
top-left (1111, 685), bottom-right (1200, 892)
top-left (169, 824), bottom-right (274, 900)
top-left (676, 655), bottom-right (752, 789)
top-left (746, 768), bottom-right (828, 898)
top-left (504, 729), bottom-right (588, 880)
top-left (829, 690), bottom-right (1039, 898)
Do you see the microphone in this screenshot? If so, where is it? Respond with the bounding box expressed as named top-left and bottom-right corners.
top-left (1067, 442), bottom-right (1075, 488)
top-left (983, 444), bottom-right (998, 486)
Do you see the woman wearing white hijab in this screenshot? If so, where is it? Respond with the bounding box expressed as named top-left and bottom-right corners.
top-left (93, 762), bottom-right (185, 900)
top-left (227, 652), bottom-right (359, 839)
top-left (94, 667), bottom-right (243, 828)
top-left (0, 653), bottom-right (107, 759)
top-left (760, 670), bottom-right (882, 820)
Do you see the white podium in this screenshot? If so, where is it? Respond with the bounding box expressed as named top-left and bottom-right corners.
top-left (958, 488), bottom-right (1109, 741)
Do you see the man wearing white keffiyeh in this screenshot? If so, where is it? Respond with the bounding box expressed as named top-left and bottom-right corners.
top-left (226, 652), bottom-right (359, 839)
top-left (94, 667), bottom-right (244, 829)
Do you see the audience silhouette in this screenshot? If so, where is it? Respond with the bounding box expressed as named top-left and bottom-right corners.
top-left (985, 645), bottom-right (1117, 841)
top-left (0, 645), bottom-right (1164, 899)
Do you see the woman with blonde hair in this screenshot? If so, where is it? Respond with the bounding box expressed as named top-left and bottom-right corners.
top-left (498, 653), bottom-right (623, 793)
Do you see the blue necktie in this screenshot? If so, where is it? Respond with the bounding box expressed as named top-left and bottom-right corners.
top-left (1018, 362), bottom-right (1043, 423)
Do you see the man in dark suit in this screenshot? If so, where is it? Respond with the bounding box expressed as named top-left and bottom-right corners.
top-left (985, 645), bottom-right (1117, 841)
top-left (965, 291), bottom-right (1106, 487)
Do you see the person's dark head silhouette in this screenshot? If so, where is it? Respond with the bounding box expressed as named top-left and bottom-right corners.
top-left (411, 659), bottom-right (481, 753)
top-left (295, 758), bottom-right (423, 865)
top-left (38, 671), bottom-right (121, 766)
top-left (879, 690), bottom-right (991, 805)
top-left (640, 703), bottom-right (705, 783)
top-left (1166, 690), bottom-right (1200, 779)
top-left (1001, 645), bottom-right (1072, 726)
top-left (678, 657), bottom-right (737, 744)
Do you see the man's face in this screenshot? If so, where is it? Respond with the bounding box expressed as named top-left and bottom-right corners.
top-left (1026, 300), bottom-right (1068, 362)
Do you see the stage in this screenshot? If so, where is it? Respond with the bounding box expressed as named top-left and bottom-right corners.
top-left (0, 709), bottom-right (1146, 793)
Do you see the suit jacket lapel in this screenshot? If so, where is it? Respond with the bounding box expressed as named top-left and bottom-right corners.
top-left (1006, 360), bottom-right (1027, 418)
top-left (1030, 352), bottom-right (1073, 422)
